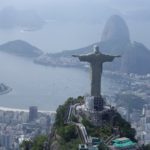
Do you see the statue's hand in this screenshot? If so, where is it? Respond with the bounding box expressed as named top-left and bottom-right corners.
top-left (72, 55), bottom-right (79, 57)
top-left (115, 55), bottom-right (121, 58)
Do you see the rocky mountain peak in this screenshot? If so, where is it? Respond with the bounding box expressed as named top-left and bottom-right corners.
top-left (101, 15), bottom-right (130, 44)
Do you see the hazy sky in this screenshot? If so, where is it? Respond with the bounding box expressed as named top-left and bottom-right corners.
top-left (0, 0), bottom-right (150, 52)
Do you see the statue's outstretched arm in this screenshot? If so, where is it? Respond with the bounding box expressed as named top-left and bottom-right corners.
top-left (72, 55), bottom-right (79, 57)
top-left (103, 54), bottom-right (121, 62)
top-left (72, 54), bottom-right (91, 62)
top-left (114, 55), bottom-right (121, 58)
top-left (111, 55), bottom-right (121, 61)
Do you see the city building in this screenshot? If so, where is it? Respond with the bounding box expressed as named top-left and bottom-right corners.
top-left (0, 108), bottom-right (55, 149)
top-left (29, 106), bottom-right (38, 122)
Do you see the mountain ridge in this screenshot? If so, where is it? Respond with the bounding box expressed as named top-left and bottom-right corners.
top-left (0, 40), bottom-right (43, 57)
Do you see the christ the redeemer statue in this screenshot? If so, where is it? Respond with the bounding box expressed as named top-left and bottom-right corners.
top-left (73, 45), bottom-right (120, 97)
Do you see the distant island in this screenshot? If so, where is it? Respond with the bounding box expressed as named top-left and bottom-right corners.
top-left (0, 40), bottom-right (43, 58)
top-left (1, 15), bottom-right (150, 75)
top-left (0, 83), bottom-right (12, 95)
top-left (35, 15), bottom-right (150, 75)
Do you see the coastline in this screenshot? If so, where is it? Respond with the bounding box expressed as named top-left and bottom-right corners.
top-left (0, 106), bottom-right (56, 113)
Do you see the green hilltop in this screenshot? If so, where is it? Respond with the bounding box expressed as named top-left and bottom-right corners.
top-left (50, 97), bottom-right (136, 150)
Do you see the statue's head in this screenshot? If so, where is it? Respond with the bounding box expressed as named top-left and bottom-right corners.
top-left (93, 45), bottom-right (100, 54)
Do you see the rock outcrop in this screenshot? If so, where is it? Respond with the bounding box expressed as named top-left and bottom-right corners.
top-left (101, 15), bottom-right (130, 45)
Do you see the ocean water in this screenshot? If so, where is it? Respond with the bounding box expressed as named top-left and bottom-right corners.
top-left (0, 52), bottom-right (117, 111)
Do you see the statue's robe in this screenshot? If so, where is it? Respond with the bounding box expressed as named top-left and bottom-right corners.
top-left (78, 52), bottom-right (115, 96)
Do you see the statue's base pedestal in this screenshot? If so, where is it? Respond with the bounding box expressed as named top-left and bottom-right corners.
top-left (84, 96), bottom-right (116, 126)
top-left (84, 96), bottom-right (104, 111)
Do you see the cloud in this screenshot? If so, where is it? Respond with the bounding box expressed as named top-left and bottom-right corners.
top-left (0, 6), bottom-right (45, 30)
top-left (124, 9), bottom-right (150, 22)
top-left (0, 0), bottom-right (150, 24)
top-left (107, 0), bottom-right (150, 10)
